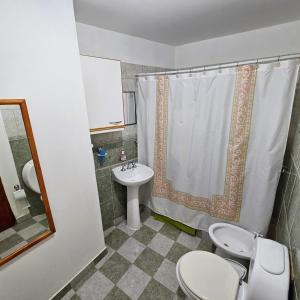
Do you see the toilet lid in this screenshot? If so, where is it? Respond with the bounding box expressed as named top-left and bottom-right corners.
top-left (178, 251), bottom-right (239, 300)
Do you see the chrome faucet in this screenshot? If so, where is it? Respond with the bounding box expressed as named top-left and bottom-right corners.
top-left (253, 232), bottom-right (263, 239)
top-left (121, 161), bottom-right (137, 171)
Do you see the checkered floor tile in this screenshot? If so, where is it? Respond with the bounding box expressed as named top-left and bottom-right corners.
top-left (56, 215), bottom-right (214, 300)
top-left (0, 214), bottom-right (49, 259)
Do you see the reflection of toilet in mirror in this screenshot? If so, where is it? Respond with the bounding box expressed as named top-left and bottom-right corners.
top-left (0, 99), bottom-right (55, 266)
top-left (22, 160), bottom-right (42, 201)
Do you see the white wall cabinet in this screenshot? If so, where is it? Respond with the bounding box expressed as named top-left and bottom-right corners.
top-left (80, 55), bottom-right (124, 133)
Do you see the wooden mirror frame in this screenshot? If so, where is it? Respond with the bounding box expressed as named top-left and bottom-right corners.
top-left (0, 99), bottom-right (55, 266)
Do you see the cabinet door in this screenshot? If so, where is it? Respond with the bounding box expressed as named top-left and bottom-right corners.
top-left (80, 55), bottom-right (124, 132)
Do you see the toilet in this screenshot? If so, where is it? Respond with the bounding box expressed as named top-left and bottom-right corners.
top-left (176, 237), bottom-right (289, 300)
top-left (208, 223), bottom-right (256, 260)
top-left (22, 160), bottom-right (41, 196)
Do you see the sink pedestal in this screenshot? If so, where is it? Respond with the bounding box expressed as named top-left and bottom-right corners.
top-left (127, 186), bottom-right (140, 230)
top-left (112, 163), bottom-right (154, 231)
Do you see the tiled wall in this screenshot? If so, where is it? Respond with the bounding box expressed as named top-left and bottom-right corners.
top-left (93, 62), bottom-right (169, 230)
top-left (271, 77), bottom-right (300, 299)
top-left (92, 130), bottom-right (137, 230)
top-left (1, 106), bottom-right (26, 140)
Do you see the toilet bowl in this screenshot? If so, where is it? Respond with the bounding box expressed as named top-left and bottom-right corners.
top-left (22, 160), bottom-right (40, 194)
top-left (176, 237), bottom-right (289, 300)
top-left (176, 251), bottom-right (244, 300)
top-left (208, 223), bottom-right (255, 260)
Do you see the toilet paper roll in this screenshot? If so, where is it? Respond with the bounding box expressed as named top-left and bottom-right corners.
top-left (13, 189), bottom-right (27, 201)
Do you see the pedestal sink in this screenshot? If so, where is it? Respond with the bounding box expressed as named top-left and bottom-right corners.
top-left (112, 163), bottom-right (154, 230)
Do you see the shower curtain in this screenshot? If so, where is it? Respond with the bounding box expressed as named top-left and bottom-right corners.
top-left (137, 60), bottom-right (299, 234)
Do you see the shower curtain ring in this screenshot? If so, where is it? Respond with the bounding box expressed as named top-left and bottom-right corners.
top-left (276, 55), bottom-right (281, 67)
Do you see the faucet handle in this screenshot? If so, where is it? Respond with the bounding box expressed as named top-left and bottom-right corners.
top-left (121, 164), bottom-right (126, 172)
top-left (132, 161), bottom-right (137, 168)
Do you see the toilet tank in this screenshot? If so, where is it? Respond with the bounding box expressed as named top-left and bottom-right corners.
top-left (247, 237), bottom-right (289, 300)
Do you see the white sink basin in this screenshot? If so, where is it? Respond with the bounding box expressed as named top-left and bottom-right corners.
top-left (112, 163), bottom-right (154, 230)
top-left (112, 163), bottom-right (154, 187)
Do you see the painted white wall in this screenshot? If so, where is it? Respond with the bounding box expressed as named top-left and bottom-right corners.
top-left (0, 1), bottom-right (105, 300)
top-left (175, 20), bottom-right (300, 68)
top-left (76, 22), bottom-right (175, 68)
top-left (77, 19), bottom-right (300, 69)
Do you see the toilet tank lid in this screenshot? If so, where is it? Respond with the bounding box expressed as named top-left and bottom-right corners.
top-left (258, 238), bottom-right (285, 275)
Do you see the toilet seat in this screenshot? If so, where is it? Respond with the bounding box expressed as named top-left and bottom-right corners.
top-left (177, 251), bottom-right (240, 300)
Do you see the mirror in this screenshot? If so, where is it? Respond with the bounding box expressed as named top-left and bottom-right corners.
top-left (123, 91), bottom-right (137, 125)
top-left (0, 99), bottom-right (55, 266)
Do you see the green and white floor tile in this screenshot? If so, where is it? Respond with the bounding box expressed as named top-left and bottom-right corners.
top-left (56, 215), bottom-right (214, 300)
top-left (0, 214), bottom-right (49, 259)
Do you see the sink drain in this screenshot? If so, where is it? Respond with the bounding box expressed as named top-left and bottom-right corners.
top-left (224, 243), bottom-right (229, 247)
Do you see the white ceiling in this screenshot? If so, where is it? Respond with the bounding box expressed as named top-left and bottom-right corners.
top-left (74, 0), bottom-right (300, 46)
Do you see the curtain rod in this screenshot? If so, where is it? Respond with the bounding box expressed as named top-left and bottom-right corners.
top-left (135, 52), bottom-right (300, 77)
top-left (80, 53), bottom-right (121, 62)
